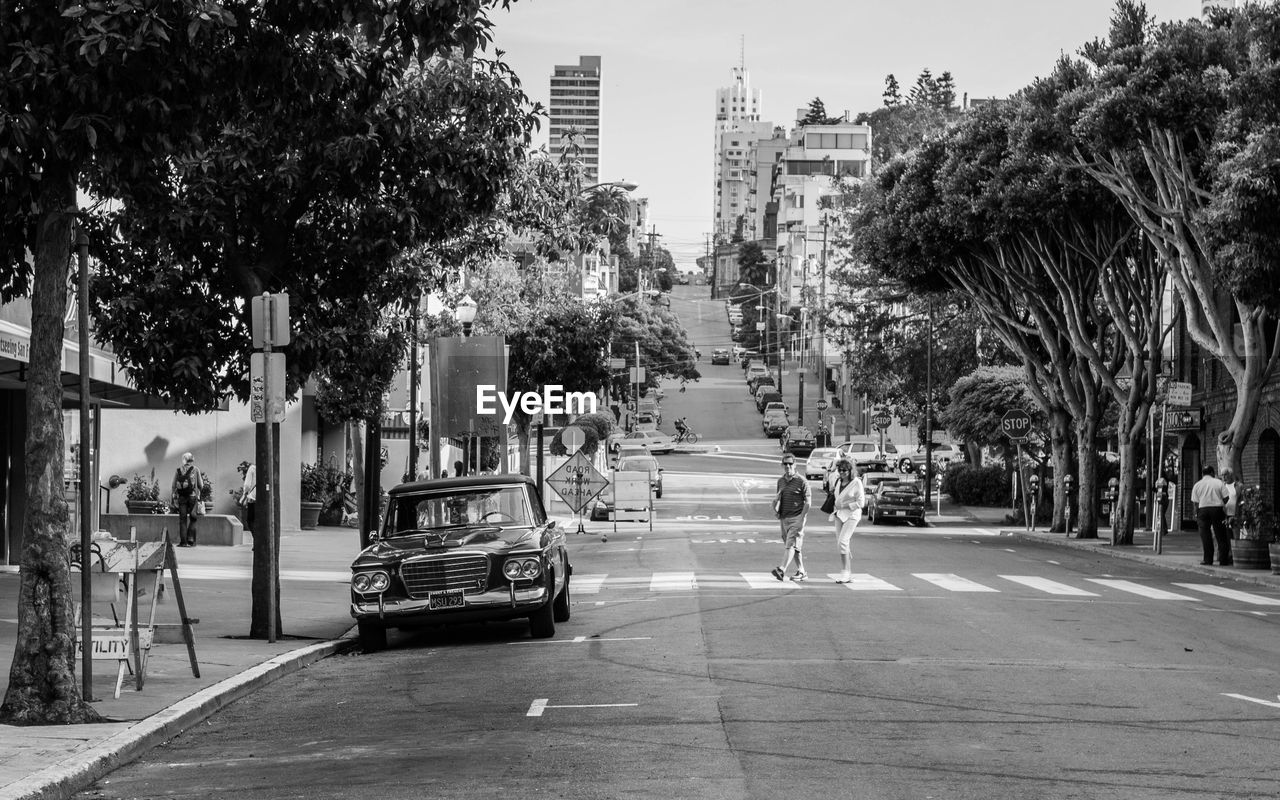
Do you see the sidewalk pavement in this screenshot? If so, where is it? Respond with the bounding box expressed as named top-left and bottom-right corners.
top-left (0, 526), bottom-right (360, 800)
top-left (2, 507), bottom-right (1278, 800)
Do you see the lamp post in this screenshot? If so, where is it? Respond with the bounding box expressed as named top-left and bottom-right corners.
top-left (455, 294), bottom-right (478, 337)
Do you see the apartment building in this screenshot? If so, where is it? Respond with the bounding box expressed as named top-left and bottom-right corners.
top-left (550, 55), bottom-right (602, 182)
top-left (713, 65), bottom-right (771, 241)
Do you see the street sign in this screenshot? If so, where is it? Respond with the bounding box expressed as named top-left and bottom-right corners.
top-left (250, 292), bottom-right (291, 348)
top-left (249, 352), bottom-right (286, 423)
top-left (871, 410), bottom-right (892, 430)
top-left (561, 425), bottom-right (585, 452)
top-left (629, 367), bottom-right (646, 383)
top-left (545, 451), bottom-right (608, 514)
top-left (1164, 406), bottom-right (1202, 431)
top-left (609, 358), bottom-right (627, 370)
top-left (816, 399), bottom-right (829, 412)
top-left (1001, 408), bottom-right (1032, 441)
top-left (1166, 381), bottom-right (1192, 407)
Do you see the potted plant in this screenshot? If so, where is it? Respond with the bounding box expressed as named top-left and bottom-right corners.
top-left (300, 462), bottom-right (327, 530)
top-left (124, 472), bottom-right (162, 514)
top-left (200, 475), bottom-right (215, 513)
top-left (1232, 484), bottom-right (1274, 570)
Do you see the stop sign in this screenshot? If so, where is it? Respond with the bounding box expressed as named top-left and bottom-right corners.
top-left (561, 425), bottom-right (585, 452)
top-left (816, 399), bottom-right (829, 412)
top-left (1001, 409), bottom-right (1032, 441)
top-left (872, 411), bottom-right (892, 430)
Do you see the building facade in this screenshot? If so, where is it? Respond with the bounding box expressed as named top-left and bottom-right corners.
top-left (549, 55), bottom-right (603, 182)
top-left (713, 65), bottom-right (769, 241)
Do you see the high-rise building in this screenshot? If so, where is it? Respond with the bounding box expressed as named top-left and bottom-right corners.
top-left (1202, 0), bottom-right (1237, 13)
top-left (713, 60), bottom-right (768, 241)
top-left (550, 55), bottom-right (602, 182)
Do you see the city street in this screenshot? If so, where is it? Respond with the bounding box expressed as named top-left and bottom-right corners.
top-left (70, 288), bottom-right (1280, 800)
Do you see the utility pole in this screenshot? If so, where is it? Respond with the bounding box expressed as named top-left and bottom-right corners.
top-left (705, 233), bottom-right (714, 299)
top-left (647, 226), bottom-right (660, 294)
top-left (819, 215), bottom-right (828, 401)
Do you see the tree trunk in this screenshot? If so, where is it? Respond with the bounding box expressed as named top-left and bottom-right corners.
top-left (516, 421), bottom-right (531, 477)
top-left (1048, 410), bottom-right (1071, 532)
top-left (1074, 413), bottom-right (1100, 539)
top-left (349, 420), bottom-right (367, 534)
top-left (1114, 437), bottom-right (1139, 546)
top-left (0, 172), bottom-right (103, 724)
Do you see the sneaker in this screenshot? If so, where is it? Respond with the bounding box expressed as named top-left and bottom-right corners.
top-left (835, 572), bottom-right (851, 584)
top-left (790, 571), bottom-right (807, 582)
top-left (771, 567), bottom-right (785, 581)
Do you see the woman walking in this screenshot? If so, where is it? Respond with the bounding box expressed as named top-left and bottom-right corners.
top-left (827, 459), bottom-right (866, 583)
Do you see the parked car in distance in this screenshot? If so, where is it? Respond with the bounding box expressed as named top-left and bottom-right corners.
top-left (633, 411), bottom-right (658, 432)
top-left (759, 396), bottom-right (786, 415)
top-left (748, 375), bottom-right (776, 396)
top-left (349, 475), bottom-right (571, 651)
top-left (895, 443), bottom-right (965, 474)
top-left (806, 447), bottom-right (840, 481)
top-left (781, 426), bottom-right (816, 457)
top-left (836, 437), bottom-right (900, 469)
top-left (762, 410), bottom-right (790, 438)
top-left (616, 454), bottom-right (663, 498)
top-left (745, 363), bottom-right (769, 383)
top-left (610, 429), bottom-right (675, 454)
top-left (863, 473), bottom-right (927, 526)
top-left (731, 345), bottom-right (747, 361)
top-left (710, 348), bottom-right (731, 365)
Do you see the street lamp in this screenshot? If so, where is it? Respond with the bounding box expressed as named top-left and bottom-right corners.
top-left (455, 294), bottom-right (477, 337)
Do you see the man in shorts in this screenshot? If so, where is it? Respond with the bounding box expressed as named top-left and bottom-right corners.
top-left (772, 454), bottom-right (812, 581)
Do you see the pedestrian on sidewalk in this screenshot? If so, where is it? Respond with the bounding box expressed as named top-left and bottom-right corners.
top-left (1190, 465), bottom-right (1232, 566)
top-left (237, 460), bottom-right (256, 534)
top-left (1222, 468), bottom-right (1240, 534)
top-left (828, 458), bottom-right (866, 583)
top-left (771, 454), bottom-right (811, 582)
top-left (171, 452), bottom-right (206, 547)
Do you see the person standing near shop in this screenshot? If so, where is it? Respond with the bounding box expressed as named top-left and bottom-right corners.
top-left (828, 459), bottom-right (866, 584)
top-left (771, 454), bottom-right (811, 582)
top-left (237, 460), bottom-right (257, 535)
top-left (1190, 465), bottom-right (1231, 566)
top-left (171, 452), bottom-right (206, 547)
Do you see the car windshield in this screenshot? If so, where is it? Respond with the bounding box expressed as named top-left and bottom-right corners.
top-left (810, 449), bottom-right (837, 459)
top-left (385, 486), bottom-right (534, 535)
top-left (617, 457), bottom-right (658, 472)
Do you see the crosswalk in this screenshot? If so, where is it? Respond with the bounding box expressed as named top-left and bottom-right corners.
top-left (571, 571), bottom-right (1280, 608)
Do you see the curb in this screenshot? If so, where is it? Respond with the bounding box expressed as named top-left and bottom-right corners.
top-left (5, 633), bottom-right (358, 800)
top-left (997, 529), bottom-right (1280, 590)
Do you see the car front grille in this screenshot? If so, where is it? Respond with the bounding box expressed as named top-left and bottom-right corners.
top-left (400, 554), bottom-right (489, 598)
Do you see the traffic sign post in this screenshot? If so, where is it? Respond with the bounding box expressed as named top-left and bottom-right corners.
top-left (545, 451), bottom-right (609, 536)
top-left (1001, 409), bottom-right (1034, 531)
top-left (1154, 381), bottom-right (1191, 552)
top-left (250, 292), bottom-right (290, 644)
top-left (872, 409), bottom-right (892, 456)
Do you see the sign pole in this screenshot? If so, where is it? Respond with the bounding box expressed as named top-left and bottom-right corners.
top-left (1154, 399), bottom-right (1168, 553)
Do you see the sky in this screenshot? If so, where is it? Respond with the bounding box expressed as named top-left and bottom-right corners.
top-left (489, 0), bottom-right (1204, 271)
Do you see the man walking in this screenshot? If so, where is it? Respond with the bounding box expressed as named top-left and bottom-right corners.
top-left (772, 454), bottom-right (811, 582)
top-left (1191, 465), bottom-right (1231, 566)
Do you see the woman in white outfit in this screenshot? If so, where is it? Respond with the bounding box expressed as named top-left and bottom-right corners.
top-left (827, 458), bottom-right (866, 583)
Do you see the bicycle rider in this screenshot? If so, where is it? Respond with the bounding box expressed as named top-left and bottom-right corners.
top-left (674, 416), bottom-right (689, 439)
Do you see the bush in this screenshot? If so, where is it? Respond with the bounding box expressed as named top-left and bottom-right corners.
top-left (943, 464), bottom-right (1011, 506)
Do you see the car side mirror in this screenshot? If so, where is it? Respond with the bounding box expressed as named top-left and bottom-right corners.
top-left (368, 529), bottom-right (381, 542)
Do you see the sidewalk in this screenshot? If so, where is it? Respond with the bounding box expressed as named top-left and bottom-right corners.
top-left (0, 526), bottom-right (360, 800)
top-left (2, 507), bottom-right (1277, 800)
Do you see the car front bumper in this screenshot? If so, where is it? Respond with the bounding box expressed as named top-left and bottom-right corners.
top-left (351, 582), bottom-right (551, 627)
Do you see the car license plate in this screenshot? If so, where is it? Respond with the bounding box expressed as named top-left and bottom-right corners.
top-left (428, 589), bottom-right (465, 610)
top-left (883, 509), bottom-right (896, 516)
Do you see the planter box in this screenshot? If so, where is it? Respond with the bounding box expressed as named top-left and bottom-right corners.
top-left (1233, 537), bottom-right (1271, 570)
top-left (100, 513), bottom-right (245, 547)
top-left (300, 501), bottom-right (323, 530)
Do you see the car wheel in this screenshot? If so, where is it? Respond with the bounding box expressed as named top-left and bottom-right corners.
top-left (911, 518), bottom-right (930, 527)
top-left (529, 577), bottom-right (557, 639)
top-left (357, 620), bottom-right (387, 653)
top-left (553, 572), bottom-right (572, 623)
top-left (898, 458), bottom-right (914, 473)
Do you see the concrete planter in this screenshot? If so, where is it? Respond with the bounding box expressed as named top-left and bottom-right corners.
top-left (300, 501), bottom-right (323, 530)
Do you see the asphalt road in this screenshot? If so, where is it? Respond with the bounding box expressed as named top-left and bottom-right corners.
top-left (73, 287), bottom-right (1280, 799)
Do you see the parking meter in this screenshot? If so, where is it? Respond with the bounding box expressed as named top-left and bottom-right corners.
top-left (1027, 474), bottom-right (1041, 531)
top-left (1153, 477), bottom-right (1170, 553)
top-left (1064, 474), bottom-right (1077, 534)
top-left (1104, 476), bottom-right (1120, 527)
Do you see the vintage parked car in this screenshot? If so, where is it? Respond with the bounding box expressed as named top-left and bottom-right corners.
top-left (863, 473), bottom-right (927, 526)
top-left (710, 348), bottom-right (731, 365)
top-left (349, 475), bottom-right (572, 650)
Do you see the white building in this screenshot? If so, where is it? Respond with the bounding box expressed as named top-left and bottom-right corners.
top-left (713, 64), bottom-right (772, 241)
top-left (550, 56), bottom-right (602, 182)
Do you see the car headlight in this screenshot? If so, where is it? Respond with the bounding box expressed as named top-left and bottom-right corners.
top-left (504, 557), bottom-right (542, 581)
top-left (352, 571), bottom-right (389, 594)
top-left (503, 560), bottom-right (524, 579)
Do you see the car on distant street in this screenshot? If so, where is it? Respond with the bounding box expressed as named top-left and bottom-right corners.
top-left (349, 474), bottom-right (571, 651)
top-left (710, 348), bottom-right (731, 365)
top-left (835, 437), bottom-right (900, 469)
top-left (759, 397), bottom-right (787, 415)
top-left (895, 443), bottom-right (966, 474)
top-left (633, 412), bottom-right (658, 432)
top-left (805, 447), bottom-right (840, 481)
top-left (616, 454), bottom-right (663, 498)
top-left (863, 473), bottom-right (927, 526)
top-left (762, 410), bottom-right (790, 438)
top-left (731, 345), bottom-right (747, 361)
top-left (780, 426), bottom-right (816, 457)
top-left (609, 429), bottom-right (675, 454)
top-left (745, 362), bottom-right (769, 382)
top-left (748, 375), bottom-right (775, 396)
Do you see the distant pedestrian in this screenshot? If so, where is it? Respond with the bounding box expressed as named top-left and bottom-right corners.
top-left (828, 459), bottom-right (866, 583)
top-left (454, 459), bottom-right (465, 478)
top-left (1222, 468), bottom-right (1239, 533)
top-left (171, 452), bottom-right (206, 547)
top-left (237, 461), bottom-right (256, 535)
top-left (771, 454), bottom-right (811, 582)
top-left (440, 469), bottom-right (449, 479)
top-left (1191, 465), bottom-right (1231, 566)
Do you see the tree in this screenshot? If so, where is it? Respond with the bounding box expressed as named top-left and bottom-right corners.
top-left (800, 97), bottom-right (842, 125)
top-left (934, 71), bottom-right (958, 111)
top-left (0, 1), bottom-right (528, 723)
top-left (942, 366), bottom-right (1047, 465)
top-left (909, 68), bottom-right (938, 107)
top-left (854, 103), bottom-right (951, 168)
top-left (883, 74), bottom-right (903, 107)
top-left (609, 298), bottom-right (701, 400)
top-left (736, 241), bottom-right (770, 287)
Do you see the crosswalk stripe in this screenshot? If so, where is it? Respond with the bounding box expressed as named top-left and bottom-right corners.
top-left (1086, 579), bottom-right (1200, 600)
top-left (1000, 575), bottom-right (1099, 596)
top-left (650, 572), bottom-right (696, 591)
top-left (742, 572), bottom-right (794, 588)
top-left (1172, 583), bottom-right (1280, 605)
top-left (831, 573), bottom-right (902, 591)
top-left (574, 574), bottom-right (607, 595)
top-left (913, 573), bottom-right (1000, 592)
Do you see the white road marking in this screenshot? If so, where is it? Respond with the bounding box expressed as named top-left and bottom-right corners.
top-left (650, 572), bottom-right (696, 591)
top-left (741, 572), bottom-right (794, 589)
top-left (573, 574), bottom-right (607, 594)
top-left (913, 573), bottom-right (1000, 592)
top-left (1000, 575), bottom-right (1099, 596)
top-left (1086, 579), bottom-right (1200, 600)
top-left (527, 699), bottom-right (639, 717)
top-left (1173, 584), bottom-right (1280, 605)
top-left (511, 636), bottom-right (652, 646)
top-left (1222, 693), bottom-right (1280, 709)
top-left (831, 573), bottom-right (902, 591)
